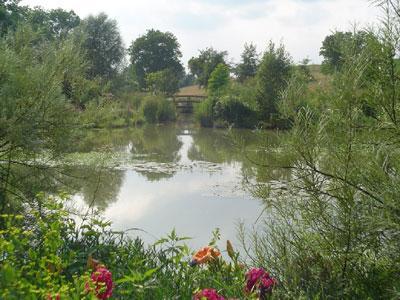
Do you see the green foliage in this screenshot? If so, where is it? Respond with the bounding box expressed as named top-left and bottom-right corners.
top-left (0, 194), bottom-right (254, 299)
top-left (0, 25), bottom-right (82, 209)
top-left (256, 41), bottom-right (292, 124)
top-left (79, 13), bottom-right (124, 80)
top-left (214, 96), bottom-right (258, 128)
top-left (242, 4), bottom-right (400, 298)
top-left (279, 60), bottom-right (316, 120)
top-left (0, 0), bottom-right (27, 35)
top-left (27, 7), bottom-right (80, 40)
top-left (188, 47), bottom-right (228, 87)
top-left (142, 97), bottom-right (159, 123)
top-left (141, 96), bottom-right (176, 124)
top-left (80, 100), bottom-right (126, 128)
top-left (320, 30), bottom-right (375, 74)
top-left (179, 72), bottom-right (196, 88)
top-left (211, 80), bottom-right (259, 128)
top-left (129, 29), bottom-right (184, 90)
top-left (110, 65), bottom-right (139, 95)
top-left (194, 98), bottom-right (215, 128)
top-left (207, 63), bottom-right (230, 97)
top-left (146, 68), bottom-right (180, 96)
top-left (235, 42), bottom-right (259, 82)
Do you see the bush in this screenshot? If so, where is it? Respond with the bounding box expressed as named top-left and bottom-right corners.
top-left (80, 99), bottom-right (130, 128)
top-left (142, 97), bottom-right (159, 123)
top-left (194, 98), bottom-right (215, 127)
top-left (141, 96), bottom-right (176, 124)
top-left (157, 99), bottom-right (177, 122)
top-left (214, 96), bottom-right (258, 128)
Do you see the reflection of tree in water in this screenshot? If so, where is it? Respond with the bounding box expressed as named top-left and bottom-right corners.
top-left (188, 128), bottom-right (294, 182)
top-left (72, 125), bottom-right (183, 164)
top-left (65, 166), bottom-right (125, 211)
top-left (2, 164), bottom-right (63, 212)
top-left (135, 170), bottom-right (174, 182)
top-left (130, 125), bottom-right (182, 163)
top-left (188, 128), bottom-right (252, 164)
top-left (6, 163), bottom-right (125, 211)
top-left (69, 129), bottom-right (135, 153)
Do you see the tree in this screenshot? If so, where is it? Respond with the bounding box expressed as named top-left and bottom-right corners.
top-left (0, 0), bottom-right (27, 35)
top-left (243, 2), bottom-right (400, 298)
top-left (179, 72), bottom-right (196, 88)
top-left (256, 41), bottom-right (292, 121)
top-left (27, 7), bottom-right (80, 39)
top-left (128, 29), bottom-right (184, 90)
top-left (146, 68), bottom-right (180, 96)
top-left (320, 30), bottom-right (373, 74)
top-left (208, 63), bottom-right (230, 97)
top-left (235, 43), bottom-right (259, 82)
top-left (1, 2), bottom-right (80, 40)
top-left (188, 47), bottom-right (228, 87)
top-left (79, 13), bottom-right (124, 80)
top-left (0, 26), bottom-right (78, 211)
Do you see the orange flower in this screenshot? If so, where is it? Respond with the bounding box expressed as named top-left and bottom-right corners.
top-left (191, 246), bottom-right (221, 266)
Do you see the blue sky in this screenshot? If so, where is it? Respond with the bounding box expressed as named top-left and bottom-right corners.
top-left (21, 0), bottom-right (379, 65)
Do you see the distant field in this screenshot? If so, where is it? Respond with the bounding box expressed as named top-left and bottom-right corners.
top-left (176, 85), bottom-right (206, 97)
top-left (308, 64), bottom-right (331, 90)
top-left (177, 65), bottom-right (329, 96)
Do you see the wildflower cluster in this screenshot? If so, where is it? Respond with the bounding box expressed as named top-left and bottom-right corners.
top-left (193, 288), bottom-right (225, 300)
top-left (190, 245), bottom-right (277, 300)
top-left (245, 268), bottom-right (277, 298)
top-left (0, 203), bottom-right (277, 299)
top-left (88, 266), bottom-right (114, 299)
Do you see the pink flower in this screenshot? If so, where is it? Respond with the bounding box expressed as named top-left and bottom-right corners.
top-left (88, 266), bottom-right (113, 299)
top-left (245, 268), bottom-right (267, 292)
top-left (193, 288), bottom-right (225, 300)
top-left (260, 276), bottom-right (277, 291)
top-left (245, 267), bottom-right (277, 296)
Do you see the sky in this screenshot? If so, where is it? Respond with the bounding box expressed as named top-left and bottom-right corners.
top-left (21, 0), bottom-right (380, 66)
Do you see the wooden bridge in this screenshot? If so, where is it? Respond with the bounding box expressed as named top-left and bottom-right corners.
top-left (173, 85), bottom-right (206, 113)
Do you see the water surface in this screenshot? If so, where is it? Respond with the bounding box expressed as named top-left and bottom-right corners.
top-left (61, 124), bottom-right (289, 248)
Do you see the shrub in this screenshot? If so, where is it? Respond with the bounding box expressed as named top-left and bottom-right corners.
top-left (214, 96), bottom-right (258, 128)
top-left (142, 97), bottom-right (159, 123)
top-left (80, 99), bottom-right (129, 128)
top-left (194, 98), bottom-right (215, 127)
top-left (157, 99), bottom-right (176, 122)
top-left (141, 96), bottom-right (176, 124)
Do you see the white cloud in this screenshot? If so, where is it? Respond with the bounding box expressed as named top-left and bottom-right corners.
top-left (21, 0), bottom-right (380, 64)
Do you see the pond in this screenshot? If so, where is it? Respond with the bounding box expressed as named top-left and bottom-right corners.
top-left (57, 121), bottom-right (290, 249)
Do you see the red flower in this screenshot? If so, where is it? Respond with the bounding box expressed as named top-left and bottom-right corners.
top-left (193, 288), bottom-right (225, 300)
top-left (87, 266), bottom-right (113, 299)
top-left (245, 267), bottom-right (277, 297)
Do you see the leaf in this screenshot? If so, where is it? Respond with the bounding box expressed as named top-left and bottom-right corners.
top-left (153, 238), bottom-right (169, 246)
top-left (143, 267), bottom-right (159, 279)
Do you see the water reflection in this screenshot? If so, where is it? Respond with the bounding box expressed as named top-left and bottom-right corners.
top-left (64, 166), bottom-right (124, 210)
top-left (46, 124), bottom-right (293, 247)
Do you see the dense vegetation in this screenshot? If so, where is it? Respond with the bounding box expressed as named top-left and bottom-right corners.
top-left (2, 0), bottom-right (400, 298)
